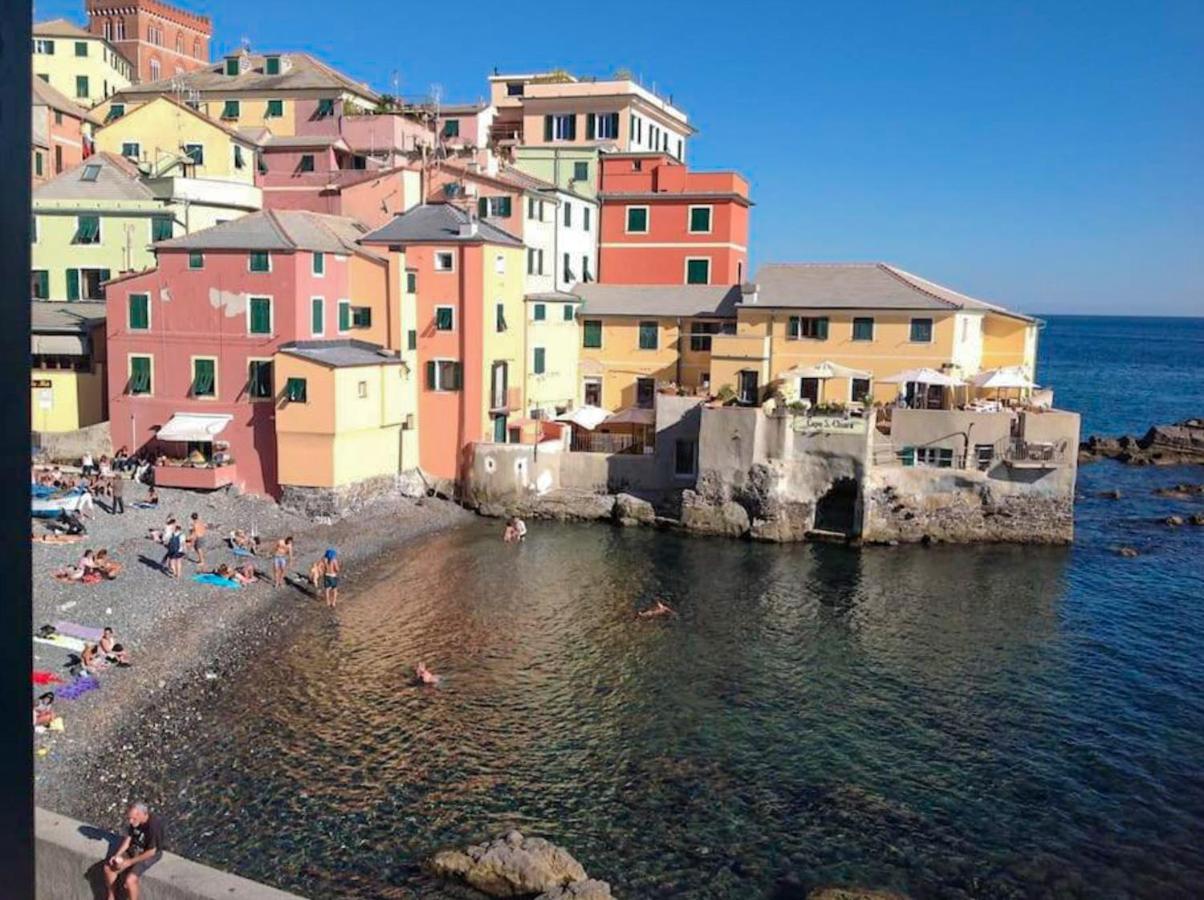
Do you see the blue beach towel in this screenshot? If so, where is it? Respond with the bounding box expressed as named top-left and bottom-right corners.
top-left (192, 574), bottom-right (241, 590)
top-left (231, 547), bottom-right (254, 557)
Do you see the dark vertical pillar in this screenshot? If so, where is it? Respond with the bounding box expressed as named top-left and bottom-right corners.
top-left (0, 1), bottom-right (36, 896)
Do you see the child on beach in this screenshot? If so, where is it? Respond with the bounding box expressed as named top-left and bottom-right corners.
top-left (34, 692), bottom-right (56, 729)
top-left (322, 548), bottom-right (341, 608)
top-left (415, 662), bottom-right (440, 685)
top-left (94, 549), bottom-right (122, 579)
top-left (637, 600), bottom-right (675, 619)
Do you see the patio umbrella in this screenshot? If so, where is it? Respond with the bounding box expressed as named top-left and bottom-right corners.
top-left (969, 366), bottom-right (1036, 390)
top-left (554, 405), bottom-right (612, 431)
top-left (780, 361), bottom-right (874, 405)
top-left (879, 367), bottom-right (965, 387)
top-left (603, 407), bottom-right (656, 427)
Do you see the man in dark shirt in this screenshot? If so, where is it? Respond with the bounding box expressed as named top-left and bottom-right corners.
top-left (110, 475), bottom-right (125, 515)
top-left (103, 802), bottom-right (163, 900)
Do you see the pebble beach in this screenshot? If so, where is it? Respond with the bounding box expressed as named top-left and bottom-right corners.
top-left (31, 483), bottom-right (472, 820)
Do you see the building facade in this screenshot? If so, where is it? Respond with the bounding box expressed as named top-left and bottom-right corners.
top-left (85, 0), bottom-right (212, 82)
top-left (31, 300), bottom-right (109, 433)
top-left (32, 78), bottom-right (98, 183)
top-left (33, 19), bottom-right (133, 107)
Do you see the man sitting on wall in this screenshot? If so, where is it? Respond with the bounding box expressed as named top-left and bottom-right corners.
top-left (103, 802), bottom-right (164, 900)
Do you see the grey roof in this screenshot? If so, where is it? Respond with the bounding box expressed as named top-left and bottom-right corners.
top-left (278, 340), bottom-right (404, 368)
top-left (525, 291), bottom-right (580, 303)
top-left (360, 204), bottom-right (523, 247)
top-left (33, 77), bottom-right (98, 123)
top-left (155, 209), bottom-right (373, 255)
top-left (33, 153), bottom-right (156, 202)
top-left (261, 134), bottom-right (349, 150)
top-left (33, 18), bottom-right (94, 38)
top-left (570, 283), bottom-right (742, 318)
top-left (751, 263), bottom-right (1032, 320)
top-left (115, 52), bottom-right (378, 101)
top-left (31, 300), bottom-right (107, 332)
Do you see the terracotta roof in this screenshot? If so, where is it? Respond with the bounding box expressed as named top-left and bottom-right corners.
top-left (32, 78), bottom-right (98, 124)
top-left (360, 203), bottom-right (523, 247)
top-left (570, 283), bottom-right (742, 318)
top-left (497, 165), bottom-right (557, 192)
top-left (155, 209), bottom-right (375, 256)
top-left (33, 153), bottom-right (156, 202)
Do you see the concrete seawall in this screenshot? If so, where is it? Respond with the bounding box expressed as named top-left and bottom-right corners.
top-left (36, 808), bottom-right (305, 900)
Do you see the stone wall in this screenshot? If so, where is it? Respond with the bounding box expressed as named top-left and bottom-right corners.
top-left (33, 421), bottom-right (113, 463)
top-left (279, 470), bottom-right (426, 519)
top-left (36, 807), bottom-right (304, 900)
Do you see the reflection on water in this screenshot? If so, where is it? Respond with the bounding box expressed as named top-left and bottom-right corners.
top-left (96, 469), bottom-right (1204, 898)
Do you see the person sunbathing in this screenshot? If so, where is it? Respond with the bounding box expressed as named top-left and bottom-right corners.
top-left (99, 627), bottom-right (131, 666)
top-left (33, 532), bottom-right (84, 544)
top-left (93, 549), bottom-right (122, 579)
top-left (229, 529), bottom-right (260, 554)
top-left (79, 642), bottom-right (107, 675)
top-left (231, 561), bottom-right (257, 586)
top-left (415, 662), bottom-right (441, 685)
top-left (637, 600), bottom-right (675, 619)
top-left (34, 692), bottom-right (55, 728)
top-left (53, 549), bottom-right (96, 582)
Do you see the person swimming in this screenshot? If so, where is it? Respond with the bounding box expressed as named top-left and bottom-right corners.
top-left (637, 600), bottom-right (675, 619)
top-left (415, 662), bottom-right (440, 685)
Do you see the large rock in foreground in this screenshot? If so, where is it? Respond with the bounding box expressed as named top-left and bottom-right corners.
top-left (428, 831), bottom-right (611, 898)
top-left (808, 888), bottom-right (910, 900)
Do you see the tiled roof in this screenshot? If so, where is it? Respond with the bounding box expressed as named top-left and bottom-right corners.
top-left (33, 153), bottom-right (156, 202)
top-left (360, 204), bottom-right (523, 247)
top-left (570, 283), bottom-right (742, 318)
top-left (31, 300), bottom-right (107, 332)
top-left (100, 94), bottom-right (259, 145)
top-left (260, 134), bottom-right (350, 150)
top-left (751, 264), bottom-right (1033, 320)
top-left (32, 77), bottom-right (98, 123)
top-left (155, 209), bottom-right (373, 255)
top-left (497, 165), bottom-right (557, 192)
top-left (278, 340), bottom-right (404, 368)
top-left (33, 18), bottom-right (94, 39)
top-left (115, 52), bottom-right (378, 101)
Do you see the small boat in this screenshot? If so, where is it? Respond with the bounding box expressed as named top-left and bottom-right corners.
top-left (31, 488), bottom-right (87, 518)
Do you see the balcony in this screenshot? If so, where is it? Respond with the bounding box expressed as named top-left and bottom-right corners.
top-left (491, 386), bottom-right (523, 414)
top-left (154, 463), bottom-right (238, 491)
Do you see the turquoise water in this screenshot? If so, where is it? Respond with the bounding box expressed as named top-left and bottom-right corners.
top-left (84, 317), bottom-right (1204, 898)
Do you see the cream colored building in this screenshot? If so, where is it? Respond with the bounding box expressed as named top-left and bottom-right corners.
top-left (33, 19), bottom-right (133, 107)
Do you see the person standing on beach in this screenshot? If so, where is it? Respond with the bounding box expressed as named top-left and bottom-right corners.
top-left (188, 513), bottom-right (208, 567)
top-left (164, 526), bottom-right (184, 579)
top-left (103, 802), bottom-right (164, 900)
top-left (271, 538), bottom-right (290, 589)
top-left (110, 474), bottom-right (125, 515)
top-left (323, 548), bottom-right (341, 608)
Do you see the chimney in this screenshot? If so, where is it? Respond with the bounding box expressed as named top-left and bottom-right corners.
top-left (740, 282), bottom-right (758, 304)
top-left (458, 219), bottom-right (479, 237)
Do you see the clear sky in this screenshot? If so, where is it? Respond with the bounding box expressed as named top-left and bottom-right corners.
top-left (36, 0), bottom-right (1203, 315)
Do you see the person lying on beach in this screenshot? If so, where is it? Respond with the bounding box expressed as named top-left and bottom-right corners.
top-left (53, 549), bottom-right (96, 582)
top-left (33, 532), bottom-right (84, 544)
top-left (637, 600), bottom-right (675, 619)
top-left (144, 486), bottom-right (159, 506)
top-left (415, 662), bottom-right (440, 685)
top-left (228, 529), bottom-right (260, 555)
top-left (232, 561), bottom-right (257, 586)
top-left (34, 692), bottom-right (55, 728)
top-left (93, 549), bottom-right (122, 579)
top-left (99, 627), bottom-right (131, 666)
top-left (149, 516), bottom-right (178, 545)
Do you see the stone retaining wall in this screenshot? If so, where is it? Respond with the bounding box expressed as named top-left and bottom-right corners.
top-left (36, 807), bottom-right (304, 900)
top-left (33, 421), bottom-right (113, 463)
top-left (279, 470), bottom-right (426, 519)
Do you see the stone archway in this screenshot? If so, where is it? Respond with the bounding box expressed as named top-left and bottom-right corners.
top-left (813, 477), bottom-right (859, 536)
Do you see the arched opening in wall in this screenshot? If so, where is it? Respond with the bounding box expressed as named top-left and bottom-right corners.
top-left (813, 477), bottom-right (859, 537)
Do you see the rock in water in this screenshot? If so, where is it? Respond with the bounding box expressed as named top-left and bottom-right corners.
top-left (1117, 547), bottom-right (1140, 558)
top-left (537, 879), bottom-right (615, 899)
top-left (808, 889), bottom-right (911, 900)
top-left (428, 831), bottom-right (592, 897)
top-left (613, 493), bottom-right (656, 527)
top-left (1165, 515), bottom-right (1185, 527)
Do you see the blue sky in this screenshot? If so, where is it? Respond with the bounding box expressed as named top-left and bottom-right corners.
top-left (37, 0), bottom-right (1203, 315)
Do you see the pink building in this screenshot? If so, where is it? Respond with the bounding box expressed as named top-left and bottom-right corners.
top-left (32, 79), bottom-right (96, 183)
top-left (106, 209), bottom-right (386, 496)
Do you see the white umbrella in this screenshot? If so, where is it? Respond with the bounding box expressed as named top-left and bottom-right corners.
top-left (781, 360), bottom-right (872, 380)
top-left (554, 405), bottom-right (611, 431)
top-left (879, 367), bottom-right (965, 387)
top-left (970, 366), bottom-right (1036, 389)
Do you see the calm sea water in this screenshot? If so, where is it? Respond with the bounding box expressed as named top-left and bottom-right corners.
top-left (86, 317), bottom-right (1204, 898)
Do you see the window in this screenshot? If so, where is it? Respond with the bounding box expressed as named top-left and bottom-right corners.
top-left (32, 270), bottom-right (50, 299)
top-left (546, 113), bottom-right (576, 141)
top-left (563, 304), bottom-right (575, 321)
top-left (852, 378), bottom-right (872, 404)
top-left (496, 302), bottom-right (507, 332)
top-left (442, 119), bottom-right (459, 138)
top-left (406, 329), bottom-right (417, 351)
top-left (221, 100), bottom-right (240, 119)
top-left (591, 111), bottom-right (619, 140)
top-left (266, 99), bottom-right (283, 118)
top-left (176, 34), bottom-right (184, 53)
top-left (193, 38), bottom-right (201, 58)
top-left (285, 377), bottom-right (310, 403)
top-left (788, 316), bottom-right (829, 340)
top-left (128, 294), bottom-right (150, 330)
top-left (67, 268), bottom-right (110, 301)
top-left (434, 252), bottom-right (454, 272)
top-left (248, 297), bottom-right (272, 334)
top-left (426, 359), bottom-right (462, 391)
top-left (338, 300), bottom-right (351, 332)
top-left (55, 110), bottom-right (64, 126)
top-left (527, 248), bottom-right (537, 275)
top-left (31, 214), bottom-right (37, 243)
top-left (35, 152), bottom-right (44, 177)
top-left (121, 141), bottom-right (141, 160)
top-left (75, 41), bottom-right (88, 57)
top-left (225, 57), bottom-right (240, 76)
top-left (129, 356), bottom-right (152, 395)
top-left (435, 306), bottom-right (455, 331)
top-left (73, 215), bottom-right (100, 244)
top-left (689, 321), bottom-right (721, 352)
top-left (312, 252), bottom-right (325, 275)
top-left (582, 256), bottom-right (592, 282)
top-left (357, 380), bottom-right (368, 399)
top-left (476, 196), bottom-right (510, 219)
top-left (914, 446), bottom-right (954, 468)
top-left (299, 154), bottom-right (315, 173)
top-left (183, 143), bottom-right (204, 165)
top-left (626, 206), bottom-right (649, 233)
top-left (583, 320), bottom-right (602, 349)
top-left (188, 251), bottom-right (204, 270)
top-left (738, 370), bottom-right (759, 405)
top-left (249, 251), bottom-right (270, 272)
top-left (149, 59), bottom-right (160, 80)
top-left (636, 377), bottom-right (655, 408)
top-left (406, 271), bottom-right (418, 293)
top-left (674, 439), bottom-right (697, 477)
top-left (233, 145), bottom-right (246, 169)
top-left (351, 307), bottom-right (372, 328)
top-left (638, 321), bottom-right (658, 350)
top-left (910, 318), bottom-right (934, 343)
top-left (507, 82), bottom-right (524, 96)
top-left (583, 206), bottom-right (591, 231)
top-left (533, 347), bottom-right (546, 375)
top-left (688, 206), bottom-right (712, 233)
top-left (852, 317), bottom-right (875, 341)
top-left (80, 165), bottom-right (101, 183)
top-left (527, 197), bottom-right (536, 219)
top-left (265, 55), bottom-right (281, 75)
top-left (537, 249), bottom-right (545, 275)
top-left (75, 76), bottom-right (90, 98)
top-left (192, 358), bottom-right (216, 397)
top-left (316, 98), bottom-right (335, 118)
top-left (151, 216), bottom-right (173, 242)
top-left (533, 303), bottom-right (546, 322)
top-left (677, 138), bottom-right (683, 159)
top-left (562, 253), bottom-right (574, 282)
top-left (34, 39), bottom-right (55, 54)
top-left (248, 360), bottom-right (273, 399)
top-left (563, 201), bottom-right (572, 227)
top-left (685, 258), bottom-right (710, 285)
top-left (974, 444), bottom-right (995, 471)
top-left (584, 377), bottom-right (602, 407)
top-left (573, 161), bottom-right (589, 182)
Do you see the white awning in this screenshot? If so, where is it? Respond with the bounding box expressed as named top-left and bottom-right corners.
top-left (781, 360), bottom-right (872, 380)
top-left (970, 366), bottom-right (1037, 389)
top-left (156, 413), bottom-right (233, 443)
top-left (554, 405), bottom-right (612, 431)
top-left (32, 334), bottom-right (87, 355)
top-left (879, 367), bottom-right (965, 387)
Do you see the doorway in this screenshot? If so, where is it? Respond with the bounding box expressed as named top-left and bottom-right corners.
top-left (738, 370), bottom-right (759, 405)
top-left (799, 377), bottom-right (820, 404)
top-left (813, 477), bottom-right (859, 536)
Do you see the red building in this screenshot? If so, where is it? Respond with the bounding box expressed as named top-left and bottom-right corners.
top-left (85, 0), bottom-right (211, 83)
top-left (597, 152), bottom-right (751, 286)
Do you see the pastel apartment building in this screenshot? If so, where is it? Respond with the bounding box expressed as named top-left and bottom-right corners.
top-left (85, 0), bottom-right (212, 82)
top-left (105, 210), bottom-right (405, 496)
top-left (31, 300), bottom-right (109, 433)
top-left (32, 77), bottom-right (98, 183)
top-left (33, 19), bottom-right (133, 107)
top-left (597, 152), bottom-right (751, 286)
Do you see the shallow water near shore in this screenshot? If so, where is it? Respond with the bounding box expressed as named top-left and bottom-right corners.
top-left (74, 455), bottom-right (1204, 899)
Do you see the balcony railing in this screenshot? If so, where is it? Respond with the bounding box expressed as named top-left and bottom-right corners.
top-left (1003, 438), bottom-right (1070, 468)
top-left (571, 432), bottom-right (650, 455)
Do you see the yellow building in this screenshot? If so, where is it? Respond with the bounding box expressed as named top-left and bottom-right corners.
top-left (480, 244), bottom-right (530, 439)
top-left (31, 300), bottom-right (108, 433)
top-left (33, 19), bottom-right (133, 108)
top-left (274, 341), bottom-right (413, 488)
top-left (93, 95), bottom-right (260, 183)
top-left (523, 292), bottom-right (582, 418)
top-left (573, 284), bottom-right (741, 410)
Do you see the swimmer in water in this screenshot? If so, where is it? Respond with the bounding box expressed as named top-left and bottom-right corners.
top-left (637, 600), bottom-right (675, 619)
top-left (415, 662), bottom-right (440, 685)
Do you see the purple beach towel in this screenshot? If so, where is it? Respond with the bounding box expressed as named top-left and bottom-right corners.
top-left (57, 675), bottom-right (101, 700)
top-left (54, 621), bottom-right (104, 641)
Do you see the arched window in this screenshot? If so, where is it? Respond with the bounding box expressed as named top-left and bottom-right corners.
top-left (149, 58), bottom-right (160, 80)
top-left (116, 19), bottom-right (125, 40)
top-left (193, 38), bottom-right (201, 59)
top-left (103, 19), bottom-right (111, 39)
top-left (176, 34), bottom-right (184, 53)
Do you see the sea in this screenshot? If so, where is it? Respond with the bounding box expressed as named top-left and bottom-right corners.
top-left (80, 316), bottom-right (1204, 899)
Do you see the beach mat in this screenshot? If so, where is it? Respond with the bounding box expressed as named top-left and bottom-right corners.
top-left (231, 547), bottom-right (254, 557)
top-left (58, 675), bottom-right (100, 700)
top-left (54, 621), bottom-right (104, 641)
top-left (34, 634), bottom-right (86, 653)
top-left (193, 574), bottom-right (241, 589)
top-left (33, 670), bottom-right (64, 686)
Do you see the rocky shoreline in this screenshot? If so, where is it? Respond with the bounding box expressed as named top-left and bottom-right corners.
top-left (1079, 418), bottom-right (1204, 465)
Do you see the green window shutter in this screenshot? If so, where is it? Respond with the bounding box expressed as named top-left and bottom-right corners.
top-left (75, 41), bottom-right (88, 57)
top-left (299, 154), bottom-right (315, 172)
top-left (152, 216), bottom-right (172, 241)
top-left (99, 268), bottom-right (111, 286)
top-left (435, 307), bottom-right (453, 330)
top-left (686, 259), bottom-right (709, 284)
top-left (478, 197), bottom-right (488, 218)
top-left (285, 378), bottom-right (307, 402)
top-left (130, 357), bottom-right (152, 394)
top-left (66, 269), bottom-right (80, 301)
top-left (267, 100), bottom-right (283, 117)
top-left (33, 271), bottom-right (49, 298)
top-left (498, 196), bottom-right (511, 217)
top-left (248, 361), bottom-right (273, 398)
top-left (407, 330), bottom-right (417, 351)
top-left (543, 115), bottom-right (553, 141)
top-left (496, 303), bottom-right (506, 332)
top-left (690, 207), bottom-right (711, 232)
top-left (451, 362), bottom-right (463, 390)
top-left (817, 317), bottom-right (829, 340)
top-left (193, 358), bottom-right (215, 396)
top-left (222, 100), bottom-right (239, 119)
top-left (313, 252), bottom-right (324, 275)
top-left (567, 114), bottom-right (577, 140)
top-left (425, 360), bottom-right (436, 389)
top-left (533, 303), bottom-right (546, 322)
top-left (586, 113), bottom-right (596, 140)
top-left (573, 161), bottom-right (588, 181)
top-left (788, 317), bottom-right (800, 339)
top-left (853, 317), bottom-right (874, 341)
top-left (225, 57), bottom-right (239, 76)
top-left (583, 320), bottom-right (602, 349)
top-left (128, 294), bottom-right (149, 330)
top-left (35, 153), bottom-right (43, 176)
top-left (338, 302), bottom-right (350, 331)
top-left (406, 272), bottom-right (417, 293)
top-left (626, 207), bottom-right (647, 232)
top-left (250, 252), bottom-right (269, 272)
top-left (317, 98), bottom-right (334, 117)
top-left (265, 56), bottom-right (281, 75)
top-left (563, 304), bottom-right (574, 321)
top-left (189, 251), bottom-right (203, 269)
top-left (76, 76), bottom-right (88, 98)
top-left (533, 347), bottom-right (546, 375)
top-left (249, 298), bottom-right (271, 334)
top-left (311, 298), bottom-right (324, 333)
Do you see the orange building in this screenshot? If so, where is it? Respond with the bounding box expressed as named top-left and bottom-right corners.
top-left (597, 153), bottom-right (751, 286)
top-left (85, 0), bottom-right (211, 83)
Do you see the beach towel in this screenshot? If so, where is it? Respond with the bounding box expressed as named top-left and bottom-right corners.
top-left (192, 574), bottom-right (241, 589)
top-left (33, 670), bottom-right (64, 686)
top-left (57, 675), bottom-right (100, 700)
top-left (34, 634), bottom-right (87, 653)
top-left (231, 547), bottom-right (254, 557)
top-left (54, 621), bottom-right (104, 641)
top-left (132, 502), bottom-right (158, 509)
